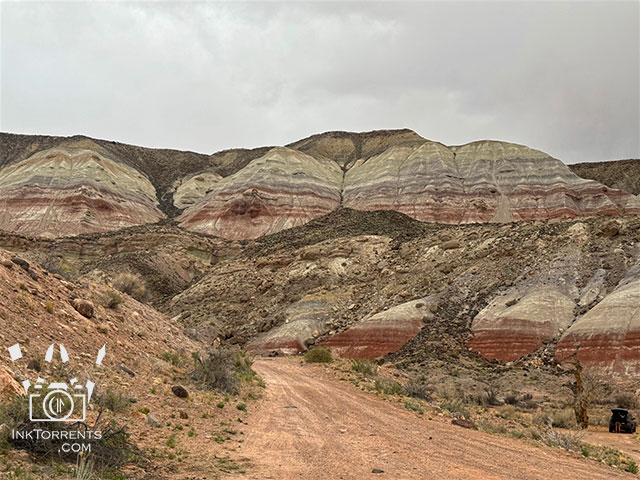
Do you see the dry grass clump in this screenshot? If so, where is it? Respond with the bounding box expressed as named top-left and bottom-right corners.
top-left (112, 273), bottom-right (146, 301)
top-left (351, 359), bottom-right (378, 376)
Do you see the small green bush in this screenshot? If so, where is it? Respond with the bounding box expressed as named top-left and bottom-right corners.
top-left (304, 347), bottom-right (333, 363)
top-left (374, 378), bottom-right (404, 396)
top-left (236, 403), bottom-right (247, 412)
top-left (96, 388), bottom-right (130, 413)
top-left (161, 351), bottom-right (181, 366)
top-left (351, 359), bottom-right (378, 376)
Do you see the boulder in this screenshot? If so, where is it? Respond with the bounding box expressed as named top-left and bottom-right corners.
top-left (171, 385), bottom-right (189, 398)
top-left (71, 298), bottom-right (94, 319)
top-left (0, 366), bottom-right (22, 398)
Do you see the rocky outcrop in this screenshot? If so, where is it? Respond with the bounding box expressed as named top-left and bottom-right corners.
top-left (178, 147), bottom-right (343, 240)
top-left (287, 129), bottom-right (426, 168)
top-left (323, 298), bottom-right (435, 359)
top-left (343, 140), bottom-right (640, 224)
top-left (0, 366), bottom-right (22, 398)
top-left (569, 159), bottom-right (640, 195)
top-left (173, 171), bottom-right (223, 209)
top-left (2, 132), bottom-right (638, 240)
top-left (0, 147), bottom-right (164, 237)
top-left (555, 268), bottom-right (640, 375)
top-left (246, 299), bottom-right (332, 354)
top-left (469, 288), bottom-right (575, 362)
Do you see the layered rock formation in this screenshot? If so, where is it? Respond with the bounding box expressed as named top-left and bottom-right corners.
top-left (0, 147), bottom-right (164, 237)
top-left (246, 299), bottom-right (332, 354)
top-left (323, 298), bottom-right (435, 359)
top-left (343, 140), bottom-right (640, 224)
top-left (178, 147), bottom-right (343, 240)
top-left (469, 288), bottom-right (576, 362)
top-left (173, 171), bottom-right (223, 209)
top-left (1, 131), bottom-right (638, 240)
top-left (555, 268), bottom-right (640, 375)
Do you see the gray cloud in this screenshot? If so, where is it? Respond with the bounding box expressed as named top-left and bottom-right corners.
top-left (1, 1), bottom-right (638, 163)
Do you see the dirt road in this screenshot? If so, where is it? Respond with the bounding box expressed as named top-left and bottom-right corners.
top-left (230, 358), bottom-right (631, 479)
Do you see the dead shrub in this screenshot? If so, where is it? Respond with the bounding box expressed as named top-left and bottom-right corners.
top-left (404, 377), bottom-right (433, 401)
top-left (112, 273), bottom-right (146, 301)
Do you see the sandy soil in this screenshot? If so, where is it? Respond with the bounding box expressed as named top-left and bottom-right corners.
top-left (229, 358), bottom-right (632, 480)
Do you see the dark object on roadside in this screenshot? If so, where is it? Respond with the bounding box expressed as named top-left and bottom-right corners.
top-left (171, 385), bottom-right (189, 398)
top-left (118, 364), bottom-right (136, 377)
top-left (609, 408), bottom-right (637, 433)
top-left (372, 469), bottom-right (384, 474)
top-left (451, 418), bottom-right (477, 429)
top-left (11, 257), bottom-right (30, 271)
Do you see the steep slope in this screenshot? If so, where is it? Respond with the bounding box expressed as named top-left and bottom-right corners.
top-left (343, 140), bottom-right (639, 224)
top-left (555, 264), bottom-right (640, 375)
top-left (169, 209), bottom-right (640, 375)
top-left (0, 147), bottom-right (164, 237)
top-left (569, 159), bottom-right (640, 195)
top-left (2, 131), bottom-right (638, 240)
top-left (178, 147), bottom-right (343, 240)
top-left (468, 288), bottom-right (575, 362)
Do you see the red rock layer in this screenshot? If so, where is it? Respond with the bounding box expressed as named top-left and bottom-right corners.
top-left (323, 299), bottom-right (432, 359)
top-left (555, 277), bottom-right (640, 375)
top-left (342, 141), bottom-right (639, 225)
top-left (469, 289), bottom-right (575, 362)
top-left (0, 148), bottom-right (164, 237)
top-left (178, 147), bottom-right (343, 240)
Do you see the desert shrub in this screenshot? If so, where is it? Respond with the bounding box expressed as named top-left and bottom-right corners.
top-left (161, 351), bottom-right (182, 366)
top-left (351, 359), bottom-right (377, 376)
top-left (496, 405), bottom-right (520, 421)
top-left (404, 400), bottom-right (423, 414)
top-left (549, 408), bottom-right (577, 429)
top-left (234, 351), bottom-right (255, 380)
top-left (440, 398), bottom-right (471, 420)
top-left (613, 391), bottom-right (638, 409)
top-left (40, 254), bottom-right (75, 280)
top-left (95, 388), bottom-right (131, 413)
top-left (112, 273), bottom-right (146, 301)
top-left (483, 384), bottom-right (501, 406)
top-left (101, 290), bottom-right (124, 309)
top-left (374, 378), bottom-right (405, 396)
top-left (304, 347), bottom-right (332, 364)
top-left (537, 425), bottom-right (584, 451)
top-left (504, 391), bottom-right (519, 405)
top-left (404, 377), bottom-right (433, 401)
top-left (191, 347), bottom-right (260, 394)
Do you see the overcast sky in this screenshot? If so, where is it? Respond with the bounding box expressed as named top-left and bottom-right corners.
top-left (1, 1), bottom-right (638, 163)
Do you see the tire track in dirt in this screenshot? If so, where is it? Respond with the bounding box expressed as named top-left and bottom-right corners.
top-left (229, 358), bottom-right (632, 479)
